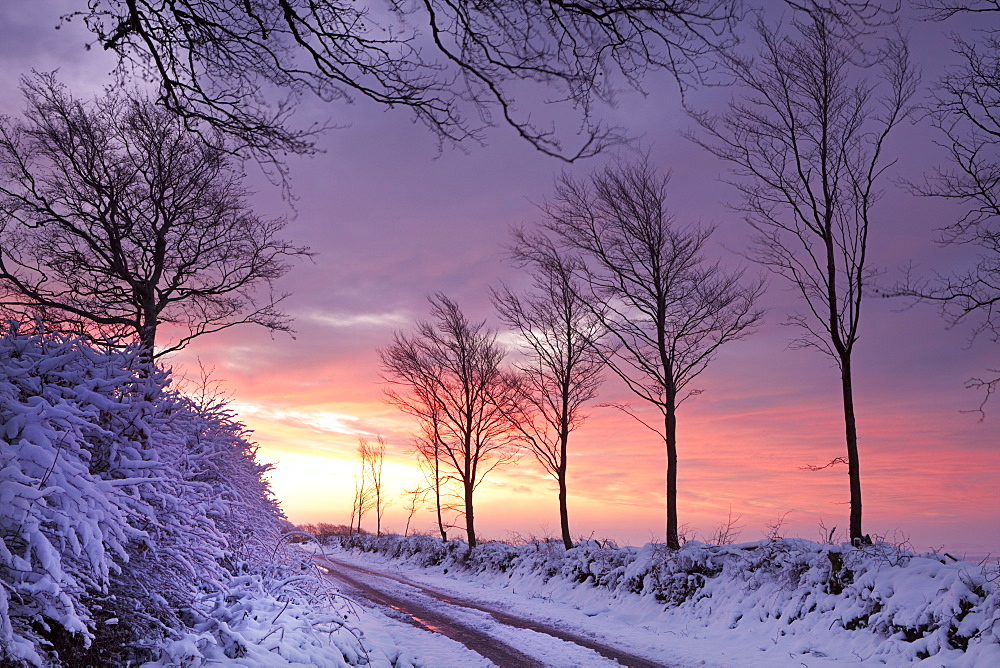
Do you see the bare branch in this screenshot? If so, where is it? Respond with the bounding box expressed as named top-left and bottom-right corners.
top-left (61, 0), bottom-right (741, 165)
top-left (964, 371), bottom-right (1000, 419)
top-left (800, 456), bottom-right (849, 471)
top-left (915, 1), bottom-right (1000, 21)
top-left (894, 4), bottom-right (1000, 414)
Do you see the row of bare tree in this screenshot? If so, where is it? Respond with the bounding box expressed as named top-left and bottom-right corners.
top-left (1, 0), bottom-right (996, 551)
top-left (380, 160), bottom-right (764, 550)
top-left (378, 3), bottom-right (909, 550)
top-left (377, 2), bottom-right (995, 550)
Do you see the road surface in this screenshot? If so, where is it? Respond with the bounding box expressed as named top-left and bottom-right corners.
top-left (315, 553), bottom-right (671, 667)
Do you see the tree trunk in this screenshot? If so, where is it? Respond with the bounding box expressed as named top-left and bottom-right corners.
top-left (349, 489), bottom-right (357, 536)
top-left (665, 404), bottom-right (679, 550)
top-left (355, 475), bottom-right (366, 535)
top-left (464, 482), bottom-right (477, 549)
top-left (434, 449), bottom-right (447, 542)
top-left (558, 423), bottom-right (572, 549)
top-left (558, 469), bottom-right (572, 550)
top-left (841, 354), bottom-right (863, 541)
top-left (138, 297), bottom-right (157, 372)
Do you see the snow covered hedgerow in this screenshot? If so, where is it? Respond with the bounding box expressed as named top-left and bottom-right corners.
top-left (0, 327), bottom-right (150, 664)
top-left (0, 326), bottom-right (360, 666)
top-left (336, 532), bottom-right (471, 569)
top-left (331, 533), bottom-right (1000, 663)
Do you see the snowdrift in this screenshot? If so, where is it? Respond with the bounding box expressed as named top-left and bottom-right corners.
top-left (0, 327), bottom-right (361, 666)
top-left (333, 533), bottom-right (1000, 664)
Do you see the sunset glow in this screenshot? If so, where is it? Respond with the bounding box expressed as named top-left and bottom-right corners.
top-left (173, 293), bottom-right (1000, 557)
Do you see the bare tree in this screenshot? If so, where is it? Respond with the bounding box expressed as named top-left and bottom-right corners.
top-left (0, 73), bottom-right (309, 362)
top-left (401, 481), bottom-right (430, 538)
top-left (689, 4), bottom-right (917, 540)
top-left (492, 256), bottom-right (604, 549)
top-left (358, 435), bottom-right (389, 535)
top-left (402, 430), bottom-right (466, 540)
top-left (898, 1), bottom-right (1000, 416)
top-left (522, 159), bottom-right (765, 550)
top-left (349, 472), bottom-right (374, 535)
top-left (61, 1), bottom-right (744, 167)
top-left (412, 425), bottom-right (456, 542)
top-left (380, 293), bottom-right (518, 548)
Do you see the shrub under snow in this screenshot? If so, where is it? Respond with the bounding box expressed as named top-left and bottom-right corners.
top-left (0, 326), bottom-right (363, 666)
top-left (333, 532), bottom-right (1000, 664)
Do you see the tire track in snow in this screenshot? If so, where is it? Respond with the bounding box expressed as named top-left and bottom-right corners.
top-left (317, 557), bottom-right (542, 666)
top-left (316, 555), bottom-right (670, 667)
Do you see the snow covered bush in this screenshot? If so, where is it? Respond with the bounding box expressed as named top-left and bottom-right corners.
top-left (0, 326), bottom-right (151, 664)
top-left (332, 532), bottom-right (1000, 663)
top-left (0, 326), bottom-right (363, 666)
top-left (146, 568), bottom-right (367, 668)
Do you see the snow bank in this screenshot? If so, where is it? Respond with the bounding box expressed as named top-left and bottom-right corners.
top-left (333, 533), bottom-right (1000, 664)
top-left (0, 326), bottom-right (364, 666)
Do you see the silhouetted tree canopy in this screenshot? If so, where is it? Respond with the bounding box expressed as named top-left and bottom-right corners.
top-left (0, 73), bottom-right (310, 358)
top-left (65, 0), bottom-right (743, 165)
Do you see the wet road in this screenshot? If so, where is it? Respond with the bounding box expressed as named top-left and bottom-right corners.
top-left (315, 554), bottom-right (670, 667)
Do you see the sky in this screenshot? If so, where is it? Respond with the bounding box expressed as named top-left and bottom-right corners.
top-left (2, 2), bottom-right (997, 558)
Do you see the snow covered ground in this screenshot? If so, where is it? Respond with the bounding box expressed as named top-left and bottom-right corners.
top-left (310, 534), bottom-right (1000, 666)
